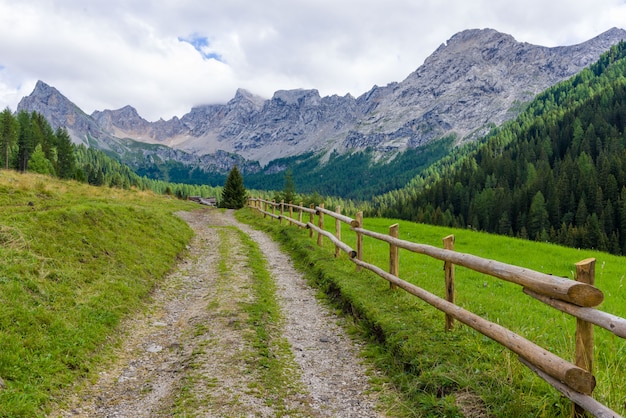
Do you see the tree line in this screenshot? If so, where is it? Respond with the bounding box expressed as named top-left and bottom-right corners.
top-left (377, 41), bottom-right (626, 254)
top-left (0, 108), bottom-right (77, 178)
top-left (0, 108), bottom-right (222, 201)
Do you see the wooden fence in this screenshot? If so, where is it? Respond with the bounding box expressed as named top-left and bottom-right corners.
top-left (248, 197), bottom-right (626, 418)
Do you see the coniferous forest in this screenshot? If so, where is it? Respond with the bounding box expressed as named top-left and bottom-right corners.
top-left (379, 41), bottom-right (626, 254)
top-left (0, 109), bottom-right (221, 200)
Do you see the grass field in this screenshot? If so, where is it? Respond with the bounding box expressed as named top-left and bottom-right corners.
top-left (238, 207), bottom-right (626, 417)
top-left (0, 171), bottom-right (197, 417)
top-left (1, 169), bottom-right (624, 417)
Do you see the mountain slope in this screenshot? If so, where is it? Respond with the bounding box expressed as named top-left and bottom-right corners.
top-left (377, 41), bottom-right (626, 254)
top-left (354, 28), bottom-right (626, 147)
top-left (17, 81), bottom-right (260, 174)
top-left (18, 27), bottom-right (626, 170)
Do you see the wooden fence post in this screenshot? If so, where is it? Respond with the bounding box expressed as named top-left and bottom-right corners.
top-left (298, 202), bottom-right (303, 226)
top-left (309, 204), bottom-right (315, 238)
top-left (355, 211), bottom-right (363, 272)
top-left (271, 200), bottom-right (276, 219)
top-left (289, 201), bottom-right (293, 224)
top-left (279, 200), bottom-right (284, 224)
top-left (443, 235), bottom-right (455, 331)
top-left (335, 206), bottom-right (342, 258)
top-left (573, 258), bottom-right (596, 418)
top-left (263, 199), bottom-right (267, 218)
top-left (389, 224), bottom-right (399, 290)
top-left (317, 204), bottom-right (325, 246)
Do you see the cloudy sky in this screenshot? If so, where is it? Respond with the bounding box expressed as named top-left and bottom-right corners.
top-left (1, 0), bottom-right (625, 121)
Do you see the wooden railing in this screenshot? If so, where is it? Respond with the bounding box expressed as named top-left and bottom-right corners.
top-left (248, 198), bottom-right (626, 418)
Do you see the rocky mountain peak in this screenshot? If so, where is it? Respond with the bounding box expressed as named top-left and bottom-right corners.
top-left (19, 80), bottom-right (71, 116)
top-left (231, 88), bottom-right (265, 109)
top-left (356, 27), bottom-right (626, 149)
top-left (112, 105), bottom-right (142, 119)
top-left (17, 27), bottom-right (626, 170)
top-left (586, 27), bottom-right (626, 48)
top-left (271, 89), bottom-right (322, 106)
top-left (17, 80), bottom-right (100, 144)
top-left (433, 28), bottom-right (517, 56)
top-left (91, 105), bottom-right (150, 135)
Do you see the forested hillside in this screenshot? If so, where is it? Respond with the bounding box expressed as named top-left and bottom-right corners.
top-left (0, 109), bottom-right (221, 200)
top-left (243, 136), bottom-right (454, 200)
top-left (378, 41), bottom-right (626, 254)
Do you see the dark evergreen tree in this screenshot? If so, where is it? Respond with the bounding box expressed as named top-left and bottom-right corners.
top-left (220, 165), bottom-right (247, 209)
top-left (54, 127), bottom-right (77, 179)
top-left (0, 107), bottom-right (19, 169)
top-left (283, 168), bottom-right (296, 203)
top-left (16, 110), bottom-right (34, 172)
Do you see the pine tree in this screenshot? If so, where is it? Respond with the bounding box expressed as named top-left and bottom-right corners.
top-left (283, 169), bottom-right (296, 203)
top-left (220, 165), bottom-right (247, 209)
top-left (54, 127), bottom-right (76, 179)
top-left (28, 144), bottom-right (54, 175)
top-left (0, 107), bottom-right (19, 169)
top-left (16, 110), bottom-right (34, 172)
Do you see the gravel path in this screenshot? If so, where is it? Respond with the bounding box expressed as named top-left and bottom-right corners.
top-left (227, 211), bottom-right (384, 417)
top-left (52, 208), bottom-right (387, 417)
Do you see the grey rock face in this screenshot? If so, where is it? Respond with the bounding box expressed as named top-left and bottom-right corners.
top-left (17, 28), bottom-right (626, 170)
top-left (346, 27), bottom-right (626, 150)
top-left (17, 81), bottom-right (128, 154)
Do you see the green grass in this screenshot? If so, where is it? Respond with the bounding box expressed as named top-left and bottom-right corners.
top-left (0, 170), bottom-right (197, 417)
top-left (235, 228), bottom-right (310, 415)
top-left (237, 207), bottom-right (626, 417)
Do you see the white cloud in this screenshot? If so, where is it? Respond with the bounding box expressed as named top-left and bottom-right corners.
top-left (1, 0), bottom-right (626, 120)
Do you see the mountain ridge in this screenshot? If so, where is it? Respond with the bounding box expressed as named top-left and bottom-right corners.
top-left (17, 27), bottom-right (626, 169)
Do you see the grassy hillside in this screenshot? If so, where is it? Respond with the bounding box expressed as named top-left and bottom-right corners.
top-left (238, 207), bottom-right (626, 417)
top-left (0, 170), bottom-right (197, 417)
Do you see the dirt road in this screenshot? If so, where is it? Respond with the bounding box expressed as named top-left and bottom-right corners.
top-left (54, 209), bottom-right (388, 417)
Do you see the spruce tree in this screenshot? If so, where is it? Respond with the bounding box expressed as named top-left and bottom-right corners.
top-left (220, 165), bottom-right (247, 209)
top-left (28, 144), bottom-right (54, 175)
top-left (54, 127), bottom-right (77, 179)
top-left (0, 107), bottom-right (19, 169)
top-left (283, 169), bottom-right (296, 203)
top-left (16, 110), bottom-right (34, 172)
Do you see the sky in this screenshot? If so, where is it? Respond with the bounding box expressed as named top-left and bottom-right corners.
top-left (1, 0), bottom-right (626, 122)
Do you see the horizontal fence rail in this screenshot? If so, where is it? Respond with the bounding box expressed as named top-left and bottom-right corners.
top-left (351, 227), bottom-right (604, 307)
top-left (248, 197), bottom-right (624, 417)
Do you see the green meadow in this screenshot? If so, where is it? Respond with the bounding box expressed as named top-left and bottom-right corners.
top-left (0, 171), bottom-right (197, 417)
top-left (1, 169), bottom-right (624, 417)
top-left (238, 207), bottom-right (626, 417)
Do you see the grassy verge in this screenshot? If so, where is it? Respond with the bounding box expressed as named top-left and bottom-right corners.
top-left (237, 207), bottom-right (626, 417)
top-left (0, 171), bottom-right (197, 417)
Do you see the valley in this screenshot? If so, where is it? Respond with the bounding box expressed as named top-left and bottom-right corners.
top-left (3, 24), bottom-right (626, 417)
